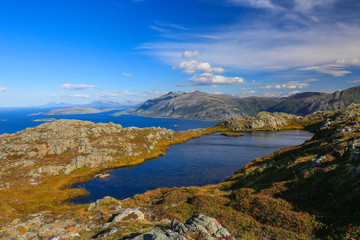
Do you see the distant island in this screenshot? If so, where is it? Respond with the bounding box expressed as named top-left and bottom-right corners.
top-left (37, 107), bottom-right (122, 115)
top-left (33, 118), bottom-right (56, 122)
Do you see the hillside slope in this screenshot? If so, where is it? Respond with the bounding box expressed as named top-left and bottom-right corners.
top-left (125, 91), bottom-right (281, 121)
top-left (124, 86), bottom-right (360, 121)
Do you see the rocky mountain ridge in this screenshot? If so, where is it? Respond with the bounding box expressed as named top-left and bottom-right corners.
top-left (124, 86), bottom-right (360, 121)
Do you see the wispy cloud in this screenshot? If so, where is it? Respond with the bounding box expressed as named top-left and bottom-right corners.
top-left (242, 90), bottom-right (256, 94)
top-left (189, 73), bottom-right (245, 86)
top-left (122, 73), bottom-right (133, 77)
top-left (293, 0), bottom-right (337, 12)
top-left (347, 79), bottom-right (360, 84)
top-left (57, 83), bottom-right (98, 90)
top-left (227, 0), bottom-right (278, 9)
top-left (336, 57), bottom-right (360, 66)
top-left (304, 78), bottom-right (319, 82)
top-left (0, 87), bottom-right (8, 92)
top-left (141, 0), bottom-right (360, 73)
top-left (150, 21), bottom-right (189, 33)
top-left (228, 0), bottom-right (337, 13)
top-left (263, 90), bottom-right (301, 97)
top-left (299, 64), bottom-right (352, 77)
top-left (154, 21), bottom-right (189, 31)
top-left (262, 81), bottom-right (310, 89)
top-left (99, 90), bottom-right (165, 102)
top-left (52, 94), bottom-right (91, 98)
top-left (263, 92), bottom-right (283, 97)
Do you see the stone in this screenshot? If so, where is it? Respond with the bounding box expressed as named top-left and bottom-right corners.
top-left (112, 208), bottom-right (144, 223)
top-left (311, 156), bottom-right (327, 167)
top-left (170, 219), bottom-right (188, 234)
top-left (94, 173), bottom-right (110, 179)
top-left (176, 213), bottom-right (234, 240)
top-left (87, 196), bottom-right (122, 212)
top-left (132, 228), bottom-right (186, 240)
top-left (94, 227), bottom-right (122, 238)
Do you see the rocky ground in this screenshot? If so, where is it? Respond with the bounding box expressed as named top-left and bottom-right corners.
top-left (0, 119), bottom-right (176, 189)
top-left (217, 110), bottom-right (331, 132)
top-left (0, 119), bottom-right (217, 229)
top-left (1, 105), bottom-right (360, 239)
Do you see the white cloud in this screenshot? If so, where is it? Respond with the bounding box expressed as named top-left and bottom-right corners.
top-left (336, 57), bottom-right (360, 66)
top-left (263, 66), bottom-right (286, 70)
top-left (293, 0), bottom-right (337, 12)
top-left (174, 60), bottom-right (224, 74)
top-left (122, 73), bottom-right (133, 77)
top-left (58, 84), bottom-right (98, 90)
top-left (304, 78), bottom-right (319, 82)
top-left (263, 92), bottom-right (283, 97)
top-left (141, 2), bottom-right (360, 72)
top-left (52, 94), bottom-right (91, 98)
top-left (263, 81), bottom-right (310, 89)
top-left (228, 0), bottom-right (337, 13)
top-left (150, 21), bottom-right (189, 33)
top-left (99, 90), bottom-right (165, 102)
top-left (347, 79), bottom-right (360, 83)
top-left (289, 90), bottom-right (301, 95)
top-left (299, 64), bottom-right (352, 77)
top-left (189, 73), bottom-right (245, 86)
top-left (182, 50), bottom-right (201, 58)
top-left (0, 87), bottom-right (8, 92)
top-left (243, 90), bottom-right (256, 94)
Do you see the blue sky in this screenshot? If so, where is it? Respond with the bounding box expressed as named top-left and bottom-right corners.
top-left (0, 0), bottom-right (359, 107)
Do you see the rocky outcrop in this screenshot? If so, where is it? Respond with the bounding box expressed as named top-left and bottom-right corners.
top-left (218, 111), bottom-right (307, 131)
top-left (1, 194), bottom-right (232, 240)
top-left (132, 213), bottom-right (234, 240)
top-left (0, 119), bottom-right (180, 192)
top-left (244, 112), bottom-right (300, 130)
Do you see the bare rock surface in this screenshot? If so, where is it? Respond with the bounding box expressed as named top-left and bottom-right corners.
top-left (0, 119), bottom-right (178, 191)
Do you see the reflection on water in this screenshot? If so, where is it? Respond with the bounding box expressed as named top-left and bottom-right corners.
top-left (72, 130), bottom-right (313, 204)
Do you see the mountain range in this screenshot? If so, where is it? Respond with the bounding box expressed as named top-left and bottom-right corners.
top-left (124, 86), bottom-right (360, 121)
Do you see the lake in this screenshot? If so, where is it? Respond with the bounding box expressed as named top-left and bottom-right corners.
top-left (72, 130), bottom-right (313, 204)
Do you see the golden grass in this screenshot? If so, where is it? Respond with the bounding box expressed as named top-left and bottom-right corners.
top-left (0, 126), bottom-right (225, 225)
top-left (221, 131), bottom-right (245, 137)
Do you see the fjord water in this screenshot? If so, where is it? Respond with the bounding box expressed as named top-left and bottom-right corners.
top-left (72, 130), bottom-right (313, 204)
top-left (0, 108), bottom-right (217, 134)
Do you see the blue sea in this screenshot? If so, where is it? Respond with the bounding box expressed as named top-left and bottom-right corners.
top-left (0, 108), bottom-right (217, 135)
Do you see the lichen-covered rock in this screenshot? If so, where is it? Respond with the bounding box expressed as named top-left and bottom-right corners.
top-left (132, 228), bottom-right (186, 240)
top-left (112, 208), bottom-right (145, 222)
top-left (93, 227), bottom-right (122, 239)
top-left (136, 214), bottom-right (234, 240)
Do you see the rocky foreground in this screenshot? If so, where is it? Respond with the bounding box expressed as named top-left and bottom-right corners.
top-left (1, 105), bottom-right (360, 239)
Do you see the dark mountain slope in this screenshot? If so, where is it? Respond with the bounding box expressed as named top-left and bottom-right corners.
top-left (125, 86), bottom-right (360, 121)
top-left (127, 91), bottom-right (281, 121)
